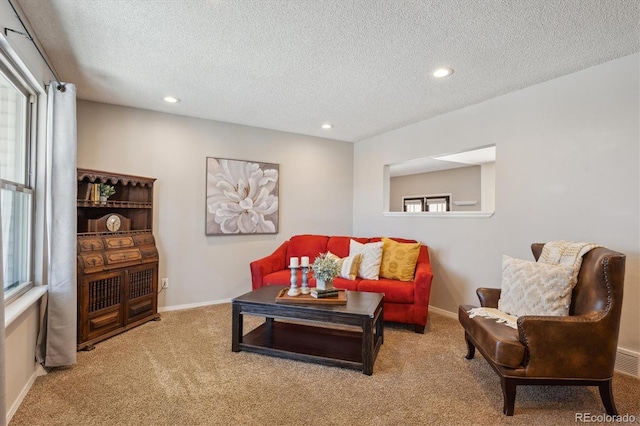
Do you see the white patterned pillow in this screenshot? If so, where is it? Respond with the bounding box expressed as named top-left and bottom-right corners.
top-left (498, 255), bottom-right (576, 317)
top-left (327, 251), bottom-right (362, 280)
top-left (349, 240), bottom-right (383, 280)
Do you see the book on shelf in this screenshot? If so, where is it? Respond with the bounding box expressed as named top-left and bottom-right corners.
top-left (92, 183), bottom-right (100, 203)
top-left (84, 183), bottom-right (93, 200)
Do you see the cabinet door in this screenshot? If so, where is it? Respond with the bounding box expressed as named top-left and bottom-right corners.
top-left (125, 263), bottom-right (158, 325)
top-left (79, 270), bottom-right (125, 343)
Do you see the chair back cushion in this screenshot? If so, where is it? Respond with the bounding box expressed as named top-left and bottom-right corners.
top-left (532, 244), bottom-right (626, 317)
top-left (327, 236), bottom-right (369, 258)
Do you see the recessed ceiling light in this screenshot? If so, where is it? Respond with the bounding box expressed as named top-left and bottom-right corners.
top-left (321, 123), bottom-right (333, 129)
top-left (163, 96), bottom-right (180, 103)
top-left (433, 67), bottom-right (454, 78)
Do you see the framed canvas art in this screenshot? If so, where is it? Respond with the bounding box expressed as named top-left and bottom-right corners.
top-left (205, 157), bottom-right (279, 235)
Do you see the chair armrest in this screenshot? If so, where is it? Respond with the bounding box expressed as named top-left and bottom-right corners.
top-left (517, 313), bottom-right (614, 378)
top-left (476, 288), bottom-right (501, 308)
top-left (413, 246), bottom-right (434, 307)
top-left (249, 241), bottom-right (289, 290)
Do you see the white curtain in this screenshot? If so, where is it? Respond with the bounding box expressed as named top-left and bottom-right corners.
top-left (0, 169), bottom-right (7, 426)
top-left (36, 83), bottom-right (77, 367)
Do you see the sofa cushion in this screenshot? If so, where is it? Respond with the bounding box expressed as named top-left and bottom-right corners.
top-left (262, 270), bottom-right (295, 286)
top-left (349, 239), bottom-right (383, 280)
top-left (498, 255), bottom-right (575, 317)
top-left (379, 237), bottom-right (421, 281)
top-left (331, 277), bottom-right (359, 291)
top-left (357, 278), bottom-right (414, 303)
top-left (327, 251), bottom-right (362, 280)
top-left (458, 305), bottom-right (525, 369)
top-left (327, 236), bottom-right (369, 258)
top-left (369, 237), bottom-right (417, 244)
top-left (288, 234), bottom-right (330, 264)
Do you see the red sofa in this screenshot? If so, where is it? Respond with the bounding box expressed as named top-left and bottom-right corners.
top-left (250, 234), bottom-right (434, 333)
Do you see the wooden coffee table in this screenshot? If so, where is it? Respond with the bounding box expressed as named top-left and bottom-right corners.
top-left (232, 285), bottom-right (384, 375)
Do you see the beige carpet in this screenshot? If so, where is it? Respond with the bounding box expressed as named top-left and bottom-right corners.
top-left (10, 304), bottom-right (640, 426)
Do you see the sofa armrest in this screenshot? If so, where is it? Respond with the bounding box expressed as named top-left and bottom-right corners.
top-left (249, 241), bottom-right (289, 290)
top-left (413, 246), bottom-right (434, 307)
top-left (517, 313), bottom-right (614, 378)
top-left (476, 288), bottom-right (501, 308)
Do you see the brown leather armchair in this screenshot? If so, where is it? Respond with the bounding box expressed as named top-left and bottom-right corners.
top-left (458, 244), bottom-right (626, 416)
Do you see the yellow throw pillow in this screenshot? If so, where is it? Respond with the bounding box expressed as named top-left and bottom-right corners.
top-left (379, 237), bottom-right (420, 281)
top-left (327, 251), bottom-right (362, 280)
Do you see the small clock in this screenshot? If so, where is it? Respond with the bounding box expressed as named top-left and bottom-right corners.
top-left (106, 214), bottom-right (122, 232)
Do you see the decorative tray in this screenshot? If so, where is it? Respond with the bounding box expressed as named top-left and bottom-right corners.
top-left (275, 288), bottom-right (347, 305)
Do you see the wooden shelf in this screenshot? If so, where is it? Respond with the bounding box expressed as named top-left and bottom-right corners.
top-left (77, 168), bottom-right (155, 187)
top-left (77, 230), bottom-right (152, 237)
top-left (77, 200), bottom-right (153, 209)
top-left (241, 322), bottom-right (364, 368)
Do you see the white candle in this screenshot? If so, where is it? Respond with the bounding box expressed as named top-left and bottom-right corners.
top-left (290, 257), bottom-right (299, 268)
top-left (301, 256), bottom-right (309, 267)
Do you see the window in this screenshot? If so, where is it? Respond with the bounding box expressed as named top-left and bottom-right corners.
top-left (403, 197), bottom-right (424, 212)
top-left (425, 196), bottom-right (450, 212)
top-left (403, 195), bottom-right (451, 212)
top-left (0, 61), bottom-right (34, 301)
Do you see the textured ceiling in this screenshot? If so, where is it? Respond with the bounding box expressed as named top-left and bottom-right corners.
top-left (13, 0), bottom-right (640, 142)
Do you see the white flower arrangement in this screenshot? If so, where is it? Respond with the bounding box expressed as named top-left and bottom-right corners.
top-left (311, 253), bottom-right (339, 283)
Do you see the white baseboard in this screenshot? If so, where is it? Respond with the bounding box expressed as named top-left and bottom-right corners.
top-left (428, 305), bottom-right (457, 320)
top-left (159, 298), bottom-right (232, 312)
top-left (6, 363), bottom-right (39, 425)
top-left (429, 305), bottom-right (640, 378)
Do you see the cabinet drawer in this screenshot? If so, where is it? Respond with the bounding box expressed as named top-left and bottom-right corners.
top-left (88, 307), bottom-right (123, 339)
top-left (105, 249), bottom-right (142, 265)
top-left (78, 237), bottom-right (105, 252)
top-left (104, 236), bottom-right (135, 250)
top-left (140, 247), bottom-right (159, 260)
top-left (128, 297), bottom-right (153, 323)
top-left (133, 233), bottom-right (155, 246)
top-left (79, 253), bottom-right (105, 269)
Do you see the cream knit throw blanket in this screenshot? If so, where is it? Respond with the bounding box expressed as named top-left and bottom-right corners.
top-left (537, 240), bottom-right (601, 284)
top-left (468, 307), bottom-right (518, 328)
top-left (468, 241), bottom-right (600, 329)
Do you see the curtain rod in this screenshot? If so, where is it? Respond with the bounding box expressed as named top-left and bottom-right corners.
top-left (5, 0), bottom-right (66, 92)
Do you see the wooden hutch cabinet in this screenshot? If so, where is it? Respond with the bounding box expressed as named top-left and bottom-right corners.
top-left (76, 168), bottom-right (160, 350)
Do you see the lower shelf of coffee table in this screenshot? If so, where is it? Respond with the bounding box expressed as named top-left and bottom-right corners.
top-left (240, 321), bottom-right (366, 370)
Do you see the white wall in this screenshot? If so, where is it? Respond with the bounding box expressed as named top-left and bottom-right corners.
top-left (353, 53), bottom-right (640, 352)
top-left (4, 303), bottom-right (41, 420)
top-left (390, 165), bottom-right (481, 211)
top-left (77, 101), bottom-right (354, 308)
top-left (480, 163), bottom-right (495, 212)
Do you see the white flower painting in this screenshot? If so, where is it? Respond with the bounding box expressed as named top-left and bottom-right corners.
top-left (206, 158), bottom-right (279, 235)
